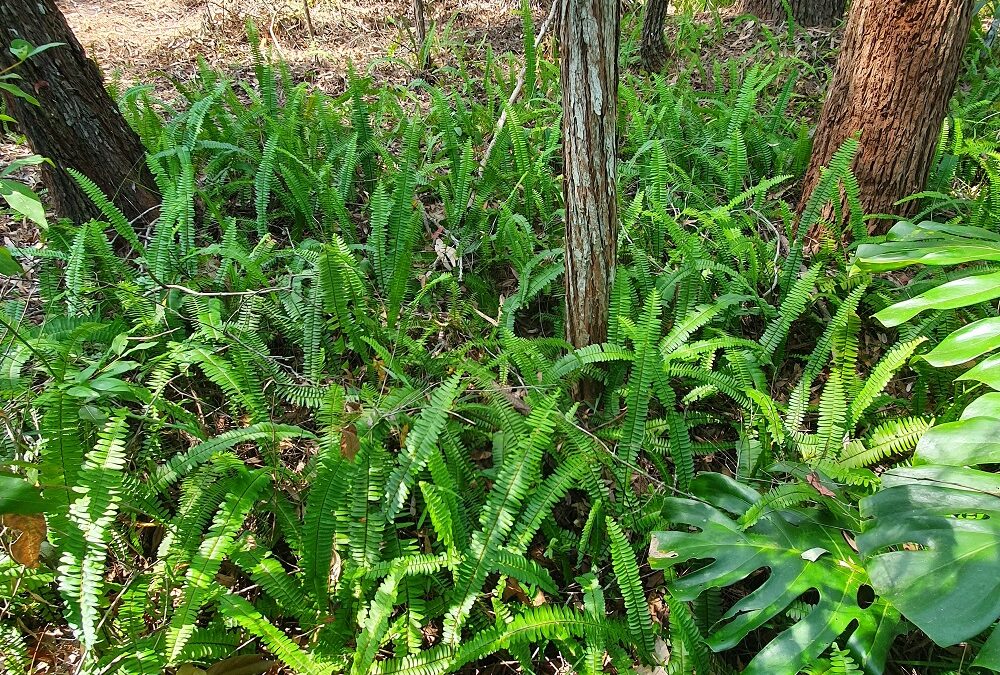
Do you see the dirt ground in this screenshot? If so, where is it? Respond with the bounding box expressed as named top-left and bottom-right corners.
top-left (60, 0), bottom-right (531, 91)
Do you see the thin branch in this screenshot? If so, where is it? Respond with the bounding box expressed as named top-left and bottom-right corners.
top-left (476, 0), bottom-right (560, 174)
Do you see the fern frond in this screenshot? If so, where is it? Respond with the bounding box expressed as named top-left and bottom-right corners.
top-left (63, 411), bottom-right (129, 653)
top-left (352, 568), bottom-right (402, 675)
top-left (606, 517), bottom-right (656, 659)
top-left (839, 417), bottom-right (931, 469)
top-left (385, 373), bottom-right (465, 520)
top-left (166, 470), bottom-right (270, 663)
top-left (621, 291), bottom-right (662, 493)
top-left (847, 338), bottom-right (927, 427)
top-left (443, 398), bottom-right (556, 643)
top-left (737, 482), bottom-right (817, 530)
top-left (218, 593), bottom-right (336, 674)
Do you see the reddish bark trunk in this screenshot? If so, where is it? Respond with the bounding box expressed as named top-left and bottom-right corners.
top-left (798, 0), bottom-right (974, 244)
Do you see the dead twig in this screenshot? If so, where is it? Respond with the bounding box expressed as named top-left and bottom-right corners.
top-left (476, 0), bottom-right (560, 174)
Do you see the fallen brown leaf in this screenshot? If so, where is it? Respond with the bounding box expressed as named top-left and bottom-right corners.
top-left (341, 424), bottom-right (360, 460)
top-left (1, 513), bottom-right (47, 568)
top-left (806, 471), bottom-right (836, 497)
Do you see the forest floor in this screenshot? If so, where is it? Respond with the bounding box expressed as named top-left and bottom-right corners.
top-left (0, 0), bottom-right (539, 308)
top-left (1, 0), bottom-right (840, 326)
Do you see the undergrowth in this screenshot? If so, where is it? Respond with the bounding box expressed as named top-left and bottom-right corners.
top-left (2, 6), bottom-right (1000, 675)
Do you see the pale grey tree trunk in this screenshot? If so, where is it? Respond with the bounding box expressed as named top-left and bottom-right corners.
top-left (560, 0), bottom-right (619, 361)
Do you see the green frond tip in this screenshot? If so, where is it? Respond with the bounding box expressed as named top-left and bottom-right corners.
top-left (607, 517), bottom-right (657, 660)
top-left (385, 372), bottom-right (465, 520)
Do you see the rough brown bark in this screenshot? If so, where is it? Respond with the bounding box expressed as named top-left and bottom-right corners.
top-left (0, 0), bottom-right (159, 227)
top-left (639, 0), bottom-right (669, 71)
top-left (560, 0), bottom-right (619, 355)
top-left (798, 0), bottom-right (974, 243)
top-left (735, 0), bottom-right (845, 26)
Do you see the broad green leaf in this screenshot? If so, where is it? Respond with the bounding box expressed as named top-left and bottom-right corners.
top-left (958, 353), bottom-right (1000, 389)
top-left (973, 624), bottom-right (1000, 672)
top-left (0, 154), bottom-right (50, 179)
top-left (854, 242), bottom-right (1000, 272)
top-left (854, 222), bottom-right (1000, 273)
top-left (649, 473), bottom-right (899, 675)
top-left (915, 417), bottom-right (1000, 466)
top-left (0, 178), bottom-right (47, 227)
top-left (962, 393), bottom-right (1000, 420)
top-left (8, 39), bottom-right (64, 61)
top-left (923, 317), bottom-right (1000, 367)
top-left (859, 465), bottom-right (1000, 647)
top-left (885, 220), bottom-right (1000, 243)
top-left (0, 246), bottom-right (22, 276)
top-left (0, 81), bottom-right (38, 106)
top-left (874, 271), bottom-right (1000, 327)
top-left (0, 474), bottom-right (45, 514)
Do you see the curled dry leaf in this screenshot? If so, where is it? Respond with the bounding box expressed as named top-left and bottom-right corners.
top-left (805, 471), bottom-right (836, 497)
top-left (340, 423), bottom-right (360, 460)
top-left (1, 513), bottom-right (46, 568)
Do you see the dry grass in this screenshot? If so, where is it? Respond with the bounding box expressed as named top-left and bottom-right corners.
top-left (60, 0), bottom-right (532, 93)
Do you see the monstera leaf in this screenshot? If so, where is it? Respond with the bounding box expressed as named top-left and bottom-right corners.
top-left (649, 473), bottom-right (899, 675)
top-left (859, 465), bottom-right (1000, 648)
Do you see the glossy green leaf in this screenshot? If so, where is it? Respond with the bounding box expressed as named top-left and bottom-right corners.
top-left (8, 39), bottom-right (64, 61)
top-left (874, 271), bottom-right (1000, 327)
top-left (0, 178), bottom-right (47, 227)
top-left (854, 221), bottom-right (1000, 273)
top-left (0, 247), bottom-right (22, 276)
top-left (973, 624), bottom-right (1000, 672)
top-left (915, 417), bottom-right (1000, 465)
top-left (0, 155), bottom-right (50, 179)
top-left (854, 242), bottom-right (1000, 272)
top-left (0, 474), bottom-right (46, 514)
top-left (649, 473), bottom-right (898, 675)
top-left (859, 465), bottom-right (1000, 647)
top-left (922, 317), bottom-right (1000, 367)
top-left (957, 353), bottom-right (1000, 390)
top-left (885, 221), bottom-right (1000, 243)
top-left (961, 393), bottom-right (1000, 420)
top-left (0, 81), bottom-right (38, 106)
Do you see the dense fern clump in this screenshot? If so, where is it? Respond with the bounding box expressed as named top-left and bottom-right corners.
top-left (3, 5), bottom-right (1000, 674)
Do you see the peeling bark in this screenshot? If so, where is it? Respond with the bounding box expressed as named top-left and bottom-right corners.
top-left (798, 0), bottom-right (974, 243)
top-left (0, 0), bottom-right (159, 226)
top-left (560, 0), bottom-right (619, 355)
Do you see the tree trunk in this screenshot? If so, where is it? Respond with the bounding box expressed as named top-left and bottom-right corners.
top-left (560, 0), bottom-right (619, 358)
top-left (639, 0), bottom-right (669, 71)
top-left (734, 0), bottom-right (845, 26)
top-left (0, 0), bottom-right (159, 227)
top-left (412, 0), bottom-right (429, 67)
top-left (798, 0), bottom-right (974, 244)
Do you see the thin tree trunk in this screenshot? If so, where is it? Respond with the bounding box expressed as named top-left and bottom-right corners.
top-left (798, 0), bottom-right (974, 244)
top-left (735, 0), bottom-right (845, 26)
top-left (639, 0), bottom-right (669, 71)
top-left (560, 0), bottom-right (619, 360)
top-left (0, 0), bottom-right (159, 227)
top-left (413, 0), bottom-right (429, 67)
top-left (303, 0), bottom-right (316, 39)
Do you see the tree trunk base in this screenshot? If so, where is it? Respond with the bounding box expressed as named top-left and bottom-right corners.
top-left (639, 42), bottom-right (669, 71)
